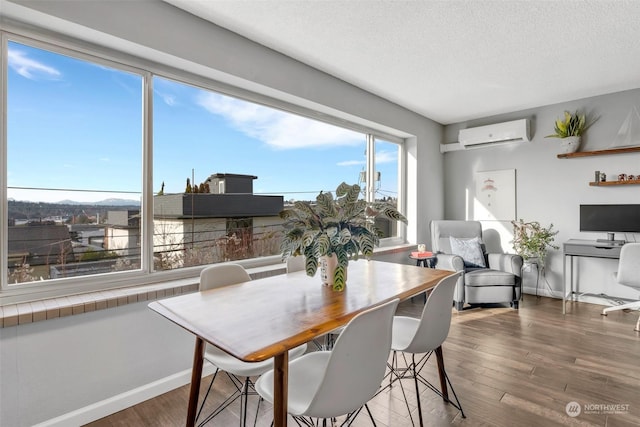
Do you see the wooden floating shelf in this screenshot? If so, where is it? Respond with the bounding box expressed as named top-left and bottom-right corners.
top-left (589, 179), bottom-right (640, 187)
top-left (557, 146), bottom-right (640, 159)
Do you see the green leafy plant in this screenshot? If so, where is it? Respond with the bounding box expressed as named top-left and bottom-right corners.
top-left (511, 219), bottom-right (559, 265)
top-left (546, 110), bottom-right (594, 138)
top-left (280, 182), bottom-right (407, 291)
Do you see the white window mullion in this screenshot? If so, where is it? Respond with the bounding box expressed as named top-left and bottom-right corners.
top-left (142, 72), bottom-right (154, 273)
top-left (366, 134), bottom-right (376, 203)
top-left (1, 33), bottom-right (8, 289)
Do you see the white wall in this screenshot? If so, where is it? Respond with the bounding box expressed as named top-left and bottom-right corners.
top-left (442, 89), bottom-right (640, 299)
top-left (1, 1), bottom-right (444, 425)
top-left (0, 301), bottom-right (196, 427)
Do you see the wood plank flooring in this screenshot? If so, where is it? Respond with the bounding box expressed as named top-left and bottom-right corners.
top-left (86, 295), bottom-right (640, 426)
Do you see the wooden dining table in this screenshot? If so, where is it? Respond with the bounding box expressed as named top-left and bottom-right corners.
top-left (148, 259), bottom-right (454, 427)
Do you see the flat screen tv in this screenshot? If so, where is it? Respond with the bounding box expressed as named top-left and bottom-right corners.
top-left (579, 204), bottom-right (640, 233)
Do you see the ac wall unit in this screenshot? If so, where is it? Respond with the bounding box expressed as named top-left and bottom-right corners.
top-left (458, 119), bottom-right (530, 148)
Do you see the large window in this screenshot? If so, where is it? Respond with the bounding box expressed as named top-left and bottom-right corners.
top-left (1, 34), bottom-right (404, 294)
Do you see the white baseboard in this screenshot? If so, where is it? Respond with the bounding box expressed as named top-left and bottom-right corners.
top-left (33, 364), bottom-right (216, 427)
top-left (522, 286), bottom-right (560, 299)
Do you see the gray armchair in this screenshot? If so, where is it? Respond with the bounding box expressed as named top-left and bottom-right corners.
top-left (430, 220), bottom-right (523, 311)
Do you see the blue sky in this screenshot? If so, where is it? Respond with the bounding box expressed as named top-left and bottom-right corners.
top-left (7, 40), bottom-right (399, 203)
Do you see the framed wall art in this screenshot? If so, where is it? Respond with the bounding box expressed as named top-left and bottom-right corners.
top-left (474, 169), bottom-right (516, 221)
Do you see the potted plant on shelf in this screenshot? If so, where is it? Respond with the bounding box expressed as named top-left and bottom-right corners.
top-left (279, 182), bottom-right (407, 291)
top-left (546, 110), bottom-right (595, 154)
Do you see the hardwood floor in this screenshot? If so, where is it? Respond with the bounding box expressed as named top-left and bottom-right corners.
top-left (86, 295), bottom-right (640, 426)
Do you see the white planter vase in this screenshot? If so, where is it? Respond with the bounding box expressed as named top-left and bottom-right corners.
top-left (320, 254), bottom-right (348, 290)
top-left (560, 136), bottom-right (581, 153)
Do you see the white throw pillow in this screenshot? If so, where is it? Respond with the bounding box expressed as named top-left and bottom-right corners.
top-left (449, 236), bottom-right (486, 268)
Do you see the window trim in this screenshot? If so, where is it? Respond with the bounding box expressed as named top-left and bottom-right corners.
top-left (0, 24), bottom-right (410, 305)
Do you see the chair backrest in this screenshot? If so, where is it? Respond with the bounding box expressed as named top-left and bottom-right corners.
top-left (286, 256), bottom-right (306, 273)
top-left (404, 272), bottom-right (462, 354)
top-left (302, 298), bottom-right (399, 418)
top-left (431, 220), bottom-right (483, 254)
top-left (617, 243), bottom-right (640, 289)
top-left (199, 263), bottom-right (251, 291)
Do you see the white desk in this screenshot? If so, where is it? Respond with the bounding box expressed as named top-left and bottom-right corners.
top-left (562, 239), bottom-right (623, 314)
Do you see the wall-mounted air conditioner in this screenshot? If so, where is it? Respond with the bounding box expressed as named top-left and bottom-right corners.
top-left (458, 119), bottom-right (530, 148)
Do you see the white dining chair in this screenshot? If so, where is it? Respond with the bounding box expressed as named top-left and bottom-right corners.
top-left (285, 255), bottom-right (306, 273)
top-left (384, 272), bottom-right (465, 426)
top-left (601, 243), bottom-right (640, 331)
top-left (255, 298), bottom-right (400, 426)
top-left (196, 263), bottom-right (308, 427)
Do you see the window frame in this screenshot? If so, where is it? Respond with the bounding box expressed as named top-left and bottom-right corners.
top-left (0, 25), bottom-right (408, 304)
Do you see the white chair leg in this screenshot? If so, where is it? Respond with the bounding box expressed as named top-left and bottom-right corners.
top-left (601, 301), bottom-right (640, 315)
top-left (635, 315), bottom-right (640, 332)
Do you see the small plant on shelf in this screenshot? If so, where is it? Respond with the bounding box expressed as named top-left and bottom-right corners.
top-left (546, 110), bottom-right (594, 138)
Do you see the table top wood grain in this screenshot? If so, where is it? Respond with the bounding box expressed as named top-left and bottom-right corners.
top-left (149, 260), bottom-right (453, 362)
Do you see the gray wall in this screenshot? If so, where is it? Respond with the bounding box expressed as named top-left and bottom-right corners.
top-left (1, 1), bottom-right (443, 425)
top-left (443, 88), bottom-right (640, 299)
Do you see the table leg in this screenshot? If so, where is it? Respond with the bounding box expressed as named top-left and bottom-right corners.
top-left (435, 346), bottom-right (449, 401)
top-left (273, 352), bottom-right (289, 427)
top-left (186, 337), bottom-right (205, 427)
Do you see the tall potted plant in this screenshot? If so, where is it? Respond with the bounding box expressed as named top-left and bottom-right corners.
top-left (511, 219), bottom-right (559, 267)
top-left (546, 110), bottom-right (595, 153)
top-left (279, 182), bottom-right (407, 291)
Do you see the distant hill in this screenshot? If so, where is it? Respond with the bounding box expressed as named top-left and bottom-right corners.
top-left (56, 198), bottom-right (141, 206)
top-left (8, 199), bottom-right (140, 223)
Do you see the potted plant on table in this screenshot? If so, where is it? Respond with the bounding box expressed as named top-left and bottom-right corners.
top-left (279, 182), bottom-right (407, 291)
top-left (546, 110), bottom-right (595, 154)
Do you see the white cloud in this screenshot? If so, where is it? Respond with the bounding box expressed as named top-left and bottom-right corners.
top-left (337, 149), bottom-right (396, 167)
top-left (8, 48), bottom-right (61, 80)
top-left (163, 95), bottom-right (177, 106)
top-left (155, 91), bottom-right (176, 106)
top-left (375, 150), bottom-right (397, 164)
top-left (337, 159), bottom-right (365, 166)
top-left (196, 92), bottom-right (363, 149)
top-left (152, 78), bottom-right (179, 106)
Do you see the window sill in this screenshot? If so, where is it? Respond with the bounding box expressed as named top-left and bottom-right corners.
top-left (0, 244), bottom-right (413, 328)
top-left (0, 263), bottom-right (287, 328)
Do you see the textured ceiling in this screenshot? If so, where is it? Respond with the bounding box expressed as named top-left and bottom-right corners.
top-left (165, 0), bottom-right (640, 124)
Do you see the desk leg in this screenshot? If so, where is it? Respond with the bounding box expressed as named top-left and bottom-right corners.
top-left (562, 254), bottom-right (567, 315)
top-left (570, 255), bottom-right (574, 303)
top-left (435, 346), bottom-right (449, 401)
top-left (186, 337), bottom-right (205, 427)
top-left (563, 254), bottom-right (578, 315)
top-left (273, 352), bottom-right (289, 427)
